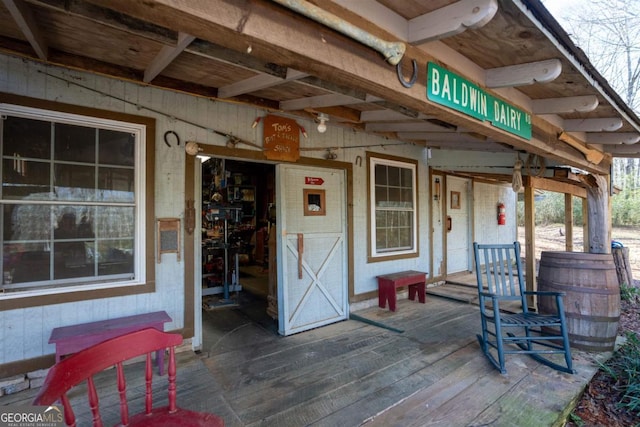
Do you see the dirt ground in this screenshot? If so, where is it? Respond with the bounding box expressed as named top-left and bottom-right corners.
top-left (519, 225), bottom-right (640, 426)
top-left (518, 224), bottom-right (640, 279)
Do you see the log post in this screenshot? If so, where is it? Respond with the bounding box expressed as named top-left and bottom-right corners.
top-left (612, 246), bottom-right (634, 286)
top-left (582, 174), bottom-right (610, 254)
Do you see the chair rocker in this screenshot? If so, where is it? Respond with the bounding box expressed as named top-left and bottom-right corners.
top-left (34, 327), bottom-right (224, 426)
top-left (473, 242), bottom-right (574, 375)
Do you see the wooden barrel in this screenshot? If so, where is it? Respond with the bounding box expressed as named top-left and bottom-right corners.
top-left (537, 251), bottom-right (620, 352)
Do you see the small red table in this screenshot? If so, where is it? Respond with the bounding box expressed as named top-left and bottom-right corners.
top-left (49, 311), bottom-right (172, 375)
top-left (377, 270), bottom-right (427, 312)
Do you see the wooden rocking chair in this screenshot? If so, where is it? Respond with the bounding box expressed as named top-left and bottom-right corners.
top-left (34, 328), bottom-right (224, 426)
top-left (473, 242), bottom-right (575, 375)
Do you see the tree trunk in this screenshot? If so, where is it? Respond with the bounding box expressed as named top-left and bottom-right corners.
top-left (584, 174), bottom-right (610, 254)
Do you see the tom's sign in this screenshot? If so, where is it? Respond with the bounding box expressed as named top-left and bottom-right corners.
top-left (427, 62), bottom-right (531, 140)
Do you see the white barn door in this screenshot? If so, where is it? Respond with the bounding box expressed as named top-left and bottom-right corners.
top-left (276, 164), bottom-right (348, 336)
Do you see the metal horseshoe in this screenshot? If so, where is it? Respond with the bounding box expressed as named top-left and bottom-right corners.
top-left (396, 58), bottom-right (418, 88)
top-left (163, 130), bottom-right (180, 147)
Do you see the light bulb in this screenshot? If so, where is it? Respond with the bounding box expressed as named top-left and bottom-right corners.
top-left (316, 113), bottom-right (329, 133)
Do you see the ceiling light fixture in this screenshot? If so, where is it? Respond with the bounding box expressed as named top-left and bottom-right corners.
top-left (317, 113), bottom-right (329, 133)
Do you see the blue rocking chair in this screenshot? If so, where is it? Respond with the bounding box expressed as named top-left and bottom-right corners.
top-left (473, 242), bottom-right (575, 374)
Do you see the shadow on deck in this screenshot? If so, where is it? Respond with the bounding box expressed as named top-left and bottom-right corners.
top-left (2, 290), bottom-right (613, 427)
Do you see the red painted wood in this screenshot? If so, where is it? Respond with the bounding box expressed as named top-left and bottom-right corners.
top-left (34, 328), bottom-right (225, 427)
top-left (377, 270), bottom-right (427, 312)
top-left (49, 311), bottom-right (171, 375)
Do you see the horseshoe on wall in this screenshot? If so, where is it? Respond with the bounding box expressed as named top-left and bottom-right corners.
top-left (396, 58), bottom-right (418, 88)
top-left (163, 130), bottom-right (180, 147)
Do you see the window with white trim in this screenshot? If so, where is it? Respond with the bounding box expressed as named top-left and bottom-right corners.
top-left (0, 104), bottom-right (146, 297)
top-left (369, 155), bottom-right (418, 259)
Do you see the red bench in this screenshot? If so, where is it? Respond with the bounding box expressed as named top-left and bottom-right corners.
top-left (49, 311), bottom-right (172, 375)
top-left (377, 270), bottom-right (427, 312)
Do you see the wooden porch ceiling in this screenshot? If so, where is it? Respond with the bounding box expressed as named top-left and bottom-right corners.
top-left (1, 0), bottom-right (639, 177)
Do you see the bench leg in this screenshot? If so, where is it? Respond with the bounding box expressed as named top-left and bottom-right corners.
top-left (378, 283), bottom-right (397, 311)
top-left (417, 283), bottom-right (426, 303)
top-left (408, 283), bottom-right (426, 304)
top-left (156, 349), bottom-right (164, 376)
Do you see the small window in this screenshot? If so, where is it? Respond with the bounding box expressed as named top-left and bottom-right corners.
top-left (0, 104), bottom-right (146, 297)
top-left (368, 154), bottom-right (418, 260)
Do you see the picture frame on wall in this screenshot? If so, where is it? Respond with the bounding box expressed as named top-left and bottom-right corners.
top-left (451, 191), bottom-right (461, 209)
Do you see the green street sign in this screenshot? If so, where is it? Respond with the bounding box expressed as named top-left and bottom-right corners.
top-left (427, 62), bottom-right (531, 140)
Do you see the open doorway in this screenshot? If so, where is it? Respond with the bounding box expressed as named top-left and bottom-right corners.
top-left (199, 157), bottom-right (278, 349)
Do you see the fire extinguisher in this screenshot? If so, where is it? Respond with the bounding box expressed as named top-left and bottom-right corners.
top-left (497, 203), bottom-right (506, 225)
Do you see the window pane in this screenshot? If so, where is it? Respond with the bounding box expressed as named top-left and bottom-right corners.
top-left (54, 123), bottom-right (95, 163)
top-left (4, 204), bottom-right (51, 241)
top-left (388, 166), bottom-right (400, 186)
top-left (3, 159), bottom-right (51, 200)
top-left (97, 207), bottom-right (134, 238)
top-left (98, 239), bottom-right (133, 276)
top-left (401, 168), bottom-right (412, 187)
top-left (375, 185), bottom-right (387, 206)
top-left (3, 116), bottom-right (51, 159)
top-left (99, 130), bottom-right (134, 166)
top-left (374, 164), bottom-right (387, 185)
top-left (55, 164), bottom-right (96, 201)
top-left (98, 167), bottom-right (134, 202)
top-left (4, 242), bottom-right (51, 284)
top-left (398, 227), bottom-right (412, 248)
top-left (54, 240), bottom-right (92, 279)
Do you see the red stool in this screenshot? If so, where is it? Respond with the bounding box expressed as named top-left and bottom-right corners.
top-left (377, 270), bottom-right (427, 312)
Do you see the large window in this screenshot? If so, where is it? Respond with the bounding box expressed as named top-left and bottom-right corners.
top-left (368, 154), bottom-right (418, 260)
top-left (0, 103), bottom-right (146, 298)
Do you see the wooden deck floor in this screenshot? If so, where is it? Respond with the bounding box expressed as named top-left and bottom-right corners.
top-left (2, 291), bottom-right (613, 427)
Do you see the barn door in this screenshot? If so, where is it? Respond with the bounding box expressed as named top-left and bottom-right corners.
top-left (276, 164), bottom-right (348, 335)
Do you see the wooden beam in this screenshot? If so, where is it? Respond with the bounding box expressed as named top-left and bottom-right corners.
top-left (396, 132), bottom-right (485, 142)
top-left (218, 69), bottom-right (308, 98)
top-left (365, 121), bottom-right (452, 132)
top-left (603, 144), bottom-right (640, 156)
top-left (564, 193), bottom-right (573, 252)
top-left (280, 93), bottom-right (364, 110)
top-left (527, 176), bottom-right (587, 199)
top-left (523, 184), bottom-right (536, 305)
top-left (485, 59), bottom-right (561, 88)
top-left (531, 95), bottom-right (598, 114)
top-left (563, 118), bottom-right (623, 132)
top-left (2, 0), bottom-right (48, 59)
top-left (144, 32), bottom-right (195, 82)
top-left (360, 109), bottom-right (419, 122)
top-left (408, 0), bottom-right (498, 44)
top-left (586, 132), bottom-right (640, 145)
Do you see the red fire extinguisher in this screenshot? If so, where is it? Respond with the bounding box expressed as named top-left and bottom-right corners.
top-left (497, 203), bottom-right (506, 225)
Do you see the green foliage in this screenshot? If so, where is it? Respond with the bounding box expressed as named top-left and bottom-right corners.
top-left (621, 283), bottom-right (640, 302)
top-left (516, 187), bottom-right (640, 227)
top-left (568, 413), bottom-right (585, 426)
top-left (594, 332), bottom-right (640, 416)
top-left (612, 188), bottom-right (640, 226)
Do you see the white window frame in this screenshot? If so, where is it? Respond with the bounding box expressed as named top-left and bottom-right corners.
top-left (369, 156), bottom-right (418, 259)
top-left (0, 103), bottom-right (146, 300)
